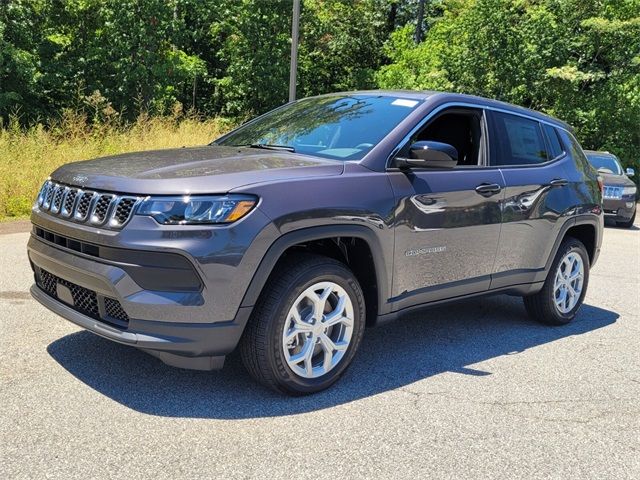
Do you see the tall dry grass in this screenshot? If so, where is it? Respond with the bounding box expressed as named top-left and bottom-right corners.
top-left (0, 111), bottom-right (232, 219)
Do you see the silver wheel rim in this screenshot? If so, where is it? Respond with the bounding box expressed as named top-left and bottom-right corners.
top-left (553, 252), bottom-right (584, 314)
top-left (282, 281), bottom-right (354, 379)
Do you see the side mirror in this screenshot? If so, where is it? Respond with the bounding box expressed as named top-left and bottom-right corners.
top-left (394, 141), bottom-right (458, 169)
top-left (626, 167), bottom-right (635, 177)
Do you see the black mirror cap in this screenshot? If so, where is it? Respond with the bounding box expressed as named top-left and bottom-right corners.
top-left (394, 141), bottom-right (458, 169)
top-left (411, 140), bottom-right (458, 161)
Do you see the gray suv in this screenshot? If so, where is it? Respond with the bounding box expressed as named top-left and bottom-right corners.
top-left (584, 150), bottom-right (637, 228)
top-left (28, 91), bottom-right (603, 395)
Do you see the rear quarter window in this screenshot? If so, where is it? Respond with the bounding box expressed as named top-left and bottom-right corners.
top-left (557, 129), bottom-right (595, 176)
top-left (542, 124), bottom-right (564, 159)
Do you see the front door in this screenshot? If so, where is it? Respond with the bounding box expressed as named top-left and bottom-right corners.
top-left (388, 107), bottom-right (504, 310)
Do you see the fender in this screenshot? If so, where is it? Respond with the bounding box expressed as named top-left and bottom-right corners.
top-left (239, 224), bottom-right (391, 314)
top-left (544, 213), bottom-right (602, 274)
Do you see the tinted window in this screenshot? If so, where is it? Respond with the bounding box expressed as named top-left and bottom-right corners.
top-left (557, 129), bottom-right (595, 175)
top-left (405, 108), bottom-right (484, 166)
top-left (216, 95), bottom-right (422, 161)
top-left (490, 112), bottom-right (548, 166)
top-left (542, 124), bottom-right (564, 159)
top-left (585, 153), bottom-right (623, 175)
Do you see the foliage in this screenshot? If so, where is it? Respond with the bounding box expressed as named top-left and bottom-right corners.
top-left (296, 0), bottom-right (391, 98)
top-left (212, 0), bottom-right (292, 117)
top-left (1, 0), bottom-right (397, 121)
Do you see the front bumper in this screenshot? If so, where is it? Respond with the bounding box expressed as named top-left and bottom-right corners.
top-left (602, 197), bottom-right (636, 222)
top-left (31, 283), bottom-right (251, 369)
top-left (27, 234), bottom-right (252, 368)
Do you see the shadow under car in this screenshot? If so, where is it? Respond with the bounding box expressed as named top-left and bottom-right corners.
top-left (47, 295), bottom-right (618, 419)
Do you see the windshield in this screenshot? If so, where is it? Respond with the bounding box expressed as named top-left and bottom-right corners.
top-left (586, 153), bottom-right (622, 175)
top-left (216, 95), bottom-right (423, 161)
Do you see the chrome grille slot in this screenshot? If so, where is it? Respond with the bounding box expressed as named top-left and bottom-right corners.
top-left (43, 182), bottom-right (56, 209)
top-left (37, 181), bottom-right (52, 207)
top-left (75, 191), bottom-right (94, 220)
top-left (109, 197), bottom-right (138, 227)
top-left (90, 194), bottom-right (116, 225)
top-left (50, 185), bottom-right (66, 214)
top-left (61, 188), bottom-right (78, 217)
top-left (35, 181), bottom-right (139, 229)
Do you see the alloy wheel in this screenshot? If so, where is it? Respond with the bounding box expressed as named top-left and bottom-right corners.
top-left (553, 251), bottom-right (584, 314)
top-left (281, 281), bottom-right (354, 379)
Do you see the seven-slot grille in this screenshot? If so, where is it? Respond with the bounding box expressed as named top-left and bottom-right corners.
top-left (36, 181), bottom-right (139, 229)
top-left (603, 185), bottom-right (623, 200)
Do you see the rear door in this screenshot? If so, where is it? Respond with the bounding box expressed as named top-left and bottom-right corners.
top-left (487, 111), bottom-right (571, 288)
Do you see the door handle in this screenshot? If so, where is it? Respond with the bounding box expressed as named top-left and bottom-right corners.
top-left (475, 183), bottom-right (502, 196)
top-left (549, 178), bottom-right (568, 187)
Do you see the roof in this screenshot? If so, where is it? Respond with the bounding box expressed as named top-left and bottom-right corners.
top-left (583, 150), bottom-right (617, 158)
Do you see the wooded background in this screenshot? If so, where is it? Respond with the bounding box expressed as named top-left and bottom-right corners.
top-left (1, 0), bottom-right (639, 180)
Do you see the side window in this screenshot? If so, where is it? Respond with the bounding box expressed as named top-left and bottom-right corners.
top-left (557, 129), bottom-right (592, 174)
top-left (490, 112), bottom-right (548, 166)
top-left (403, 107), bottom-right (485, 167)
top-left (542, 124), bottom-right (564, 159)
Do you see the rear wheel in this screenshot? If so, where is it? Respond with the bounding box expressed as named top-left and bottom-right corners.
top-left (523, 237), bottom-right (589, 325)
top-left (239, 253), bottom-right (365, 395)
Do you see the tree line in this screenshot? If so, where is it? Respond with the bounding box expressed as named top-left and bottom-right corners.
top-left (1, 0), bottom-right (639, 171)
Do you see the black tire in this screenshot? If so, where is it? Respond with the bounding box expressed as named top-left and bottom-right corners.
top-left (239, 253), bottom-right (366, 395)
top-left (616, 209), bottom-right (636, 229)
top-left (523, 237), bottom-right (590, 325)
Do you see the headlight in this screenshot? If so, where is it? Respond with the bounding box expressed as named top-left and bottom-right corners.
top-left (136, 195), bottom-right (257, 225)
top-left (622, 185), bottom-right (637, 196)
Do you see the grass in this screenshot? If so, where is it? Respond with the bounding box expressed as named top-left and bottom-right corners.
top-left (0, 111), bottom-right (232, 220)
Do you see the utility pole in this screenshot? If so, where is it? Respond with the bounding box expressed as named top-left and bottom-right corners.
top-left (415, 0), bottom-right (425, 43)
top-left (289, 0), bottom-right (301, 102)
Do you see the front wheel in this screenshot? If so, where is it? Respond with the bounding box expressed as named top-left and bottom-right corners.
top-left (239, 253), bottom-right (365, 395)
top-left (523, 237), bottom-right (590, 325)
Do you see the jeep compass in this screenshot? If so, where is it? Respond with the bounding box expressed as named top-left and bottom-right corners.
top-left (28, 91), bottom-right (603, 395)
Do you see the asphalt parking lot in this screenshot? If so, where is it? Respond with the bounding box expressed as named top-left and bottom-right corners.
top-left (1, 220), bottom-right (638, 479)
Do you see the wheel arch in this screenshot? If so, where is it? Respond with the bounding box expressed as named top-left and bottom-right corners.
top-left (564, 224), bottom-right (597, 264)
top-left (239, 225), bottom-right (390, 326)
top-left (546, 215), bottom-right (601, 271)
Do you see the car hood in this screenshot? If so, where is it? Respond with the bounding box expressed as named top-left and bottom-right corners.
top-left (599, 172), bottom-right (635, 187)
top-left (50, 145), bottom-right (344, 195)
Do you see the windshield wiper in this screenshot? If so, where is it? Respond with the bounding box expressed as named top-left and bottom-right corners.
top-left (244, 143), bottom-right (296, 153)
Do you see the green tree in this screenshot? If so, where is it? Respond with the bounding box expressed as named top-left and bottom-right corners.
top-left (2, 0), bottom-right (209, 121)
top-left (0, 0), bottom-right (46, 118)
top-left (43, 0), bottom-right (206, 116)
top-left (297, 0), bottom-right (391, 98)
top-left (211, 0), bottom-right (292, 117)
